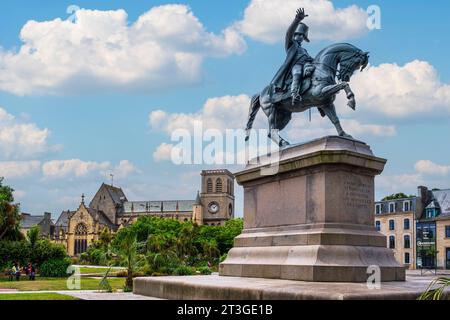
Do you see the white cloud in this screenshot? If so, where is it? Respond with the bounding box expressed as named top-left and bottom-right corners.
top-left (42, 159), bottom-right (139, 179)
top-left (287, 116), bottom-right (395, 141)
top-left (153, 143), bottom-right (176, 162)
top-left (150, 94), bottom-right (396, 162)
top-left (0, 5), bottom-right (246, 95)
top-left (0, 160), bottom-right (41, 179)
top-left (149, 94), bottom-right (260, 135)
top-left (415, 160), bottom-right (450, 176)
top-left (352, 60), bottom-right (450, 117)
top-left (42, 159), bottom-right (111, 178)
top-left (113, 160), bottom-right (139, 178)
top-left (0, 107), bottom-right (57, 159)
top-left (236, 0), bottom-right (368, 44)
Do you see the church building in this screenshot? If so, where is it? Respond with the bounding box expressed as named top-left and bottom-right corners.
top-left (54, 169), bottom-right (235, 256)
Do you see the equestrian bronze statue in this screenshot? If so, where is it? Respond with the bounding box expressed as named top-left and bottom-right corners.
top-left (245, 8), bottom-right (369, 147)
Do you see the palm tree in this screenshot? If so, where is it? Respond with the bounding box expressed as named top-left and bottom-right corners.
top-left (419, 277), bottom-right (450, 300)
top-left (112, 229), bottom-right (139, 291)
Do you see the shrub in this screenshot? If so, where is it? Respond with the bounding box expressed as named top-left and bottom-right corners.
top-left (172, 265), bottom-right (195, 276)
top-left (39, 258), bottom-right (71, 277)
top-left (198, 266), bottom-right (212, 275)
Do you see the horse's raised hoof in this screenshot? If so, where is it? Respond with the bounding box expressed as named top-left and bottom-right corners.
top-left (279, 140), bottom-right (291, 148)
top-left (347, 98), bottom-right (356, 110)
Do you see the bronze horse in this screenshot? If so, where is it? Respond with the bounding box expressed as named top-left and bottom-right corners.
top-left (245, 43), bottom-right (369, 147)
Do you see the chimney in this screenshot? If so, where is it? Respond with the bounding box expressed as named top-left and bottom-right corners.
top-left (44, 212), bottom-right (51, 220)
top-left (416, 186), bottom-right (429, 220)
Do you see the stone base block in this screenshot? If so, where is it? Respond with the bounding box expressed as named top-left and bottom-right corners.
top-left (133, 274), bottom-right (427, 300)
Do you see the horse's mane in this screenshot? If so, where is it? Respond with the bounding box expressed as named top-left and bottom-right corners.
top-left (315, 43), bottom-right (358, 60)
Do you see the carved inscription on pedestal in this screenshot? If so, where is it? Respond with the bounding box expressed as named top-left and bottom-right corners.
top-left (344, 175), bottom-right (372, 210)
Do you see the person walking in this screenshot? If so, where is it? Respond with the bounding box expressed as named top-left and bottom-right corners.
top-left (8, 264), bottom-right (15, 281)
top-left (29, 263), bottom-right (36, 281)
top-left (15, 263), bottom-right (21, 281)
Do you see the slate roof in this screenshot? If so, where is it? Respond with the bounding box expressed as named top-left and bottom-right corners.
top-left (55, 210), bottom-right (73, 228)
top-left (431, 189), bottom-right (450, 216)
top-left (103, 184), bottom-right (127, 205)
top-left (21, 214), bottom-right (45, 229)
top-left (86, 207), bottom-right (117, 230)
top-left (122, 200), bottom-right (196, 214)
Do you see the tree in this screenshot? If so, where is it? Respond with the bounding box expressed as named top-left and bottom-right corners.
top-left (0, 178), bottom-right (22, 241)
top-left (112, 228), bottom-right (139, 291)
top-left (381, 193), bottom-right (415, 201)
top-left (98, 227), bottom-right (113, 249)
top-left (27, 225), bottom-right (40, 249)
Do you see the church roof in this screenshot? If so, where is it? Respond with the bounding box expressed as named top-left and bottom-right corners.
top-left (104, 184), bottom-right (127, 204)
top-left (86, 207), bottom-right (117, 229)
top-left (55, 210), bottom-right (73, 228)
top-left (122, 200), bottom-right (196, 214)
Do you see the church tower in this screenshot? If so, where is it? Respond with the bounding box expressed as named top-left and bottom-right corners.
top-left (200, 170), bottom-right (235, 226)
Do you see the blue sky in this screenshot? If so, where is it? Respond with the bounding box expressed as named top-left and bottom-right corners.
top-left (0, 0), bottom-right (449, 218)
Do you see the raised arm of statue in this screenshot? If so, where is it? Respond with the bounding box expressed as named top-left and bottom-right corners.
top-left (285, 8), bottom-right (307, 52)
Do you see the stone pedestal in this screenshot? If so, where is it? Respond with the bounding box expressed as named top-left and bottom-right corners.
top-left (219, 136), bottom-right (405, 282)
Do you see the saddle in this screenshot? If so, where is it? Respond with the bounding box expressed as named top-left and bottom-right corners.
top-left (270, 63), bottom-right (315, 104)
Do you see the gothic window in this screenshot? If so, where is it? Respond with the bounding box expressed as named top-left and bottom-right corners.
top-left (75, 223), bottom-right (88, 235)
top-left (74, 223), bottom-right (88, 255)
top-left (216, 178), bottom-right (223, 193)
top-left (207, 178), bottom-right (213, 193)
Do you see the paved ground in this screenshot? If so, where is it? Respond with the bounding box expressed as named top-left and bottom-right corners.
top-left (1, 270), bottom-right (449, 300)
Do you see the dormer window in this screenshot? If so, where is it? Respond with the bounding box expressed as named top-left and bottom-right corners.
top-left (389, 202), bottom-right (395, 213)
top-left (403, 201), bottom-right (410, 212)
top-left (375, 204), bottom-right (381, 215)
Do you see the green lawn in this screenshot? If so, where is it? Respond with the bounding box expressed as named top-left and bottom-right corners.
top-left (0, 293), bottom-right (79, 300)
top-left (0, 277), bottom-right (125, 291)
top-left (78, 267), bottom-right (125, 275)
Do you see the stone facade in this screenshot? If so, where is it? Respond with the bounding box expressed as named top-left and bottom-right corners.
top-left (375, 186), bottom-right (450, 270)
top-left (55, 169), bottom-right (235, 256)
top-left (436, 218), bottom-right (450, 269)
top-left (374, 209), bottom-right (416, 270)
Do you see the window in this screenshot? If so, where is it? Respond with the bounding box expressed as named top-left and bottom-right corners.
top-left (375, 204), bottom-right (381, 215)
top-left (207, 178), bottom-right (213, 193)
top-left (389, 236), bottom-right (395, 249)
top-left (216, 178), bottom-right (223, 193)
top-left (75, 223), bottom-right (88, 235)
top-left (389, 219), bottom-right (395, 231)
top-left (389, 203), bottom-right (395, 213)
top-left (405, 252), bottom-right (410, 264)
top-left (404, 219), bottom-right (410, 230)
top-left (446, 226), bottom-right (450, 238)
top-left (403, 201), bottom-right (410, 212)
top-left (404, 235), bottom-right (411, 249)
top-left (375, 221), bottom-right (381, 231)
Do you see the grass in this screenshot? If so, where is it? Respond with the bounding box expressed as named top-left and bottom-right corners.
top-left (0, 293), bottom-right (79, 300)
top-left (0, 277), bottom-right (125, 291)
top-left (78, 267), bottom-right (125, 275)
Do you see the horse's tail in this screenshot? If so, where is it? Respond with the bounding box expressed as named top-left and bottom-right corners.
top-left (245, 94), bottom-right (261, 141)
